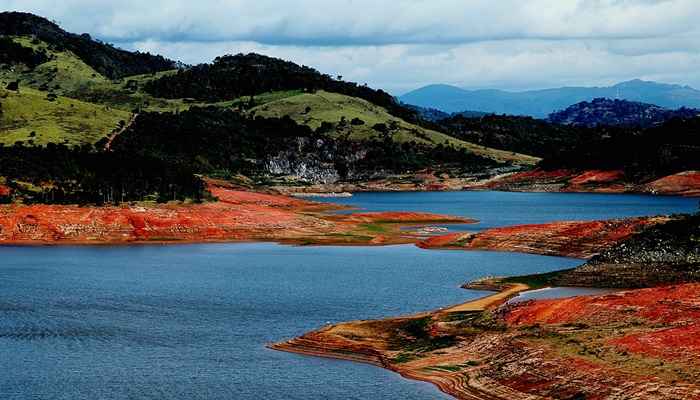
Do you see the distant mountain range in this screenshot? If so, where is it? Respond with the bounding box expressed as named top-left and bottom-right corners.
top-left (399, 80), bottom-right (700, 118)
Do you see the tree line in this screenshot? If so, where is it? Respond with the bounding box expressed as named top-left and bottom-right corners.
top-left (0, 106), bottom-right (499, 204)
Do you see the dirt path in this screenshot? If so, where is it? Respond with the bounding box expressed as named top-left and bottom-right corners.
top-left (443, 283), bottom-right (529, 313)
top-left (104, 113), bottom-right (138, 151)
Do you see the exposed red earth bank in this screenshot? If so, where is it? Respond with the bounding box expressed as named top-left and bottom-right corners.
top-left (273, 283), bottom-right (700, 400)
top-left (3, 179), bottom-right (698, 399)
top-left (0, 184), bottom-right (10, 197)
top-left (471, 168), bottom-right (700, 196)
top-left (272, 169), bottom-right (700, 197)
top-left (0, 180), bottom-right (473, 245)
top-left (0, 179), bottom-right (658, 258)
top-left (646, 171), bottom-right (700, 196)
top-left (419, 217), bottom-right (664, 258)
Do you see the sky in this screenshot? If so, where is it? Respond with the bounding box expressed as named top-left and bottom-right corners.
top-left (4, 0), bottom-right (700, 94)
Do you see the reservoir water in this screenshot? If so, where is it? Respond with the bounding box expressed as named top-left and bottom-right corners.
top-left (320, 191), bottom-right (698, 230)
top-left (1, 191), bottom-right (697, 400)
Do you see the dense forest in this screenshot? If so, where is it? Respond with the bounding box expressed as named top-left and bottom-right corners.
top-left (0, 143), bottom-right (205, 204)
top-left (435, 114), bottom-right (608, 159)
top-left (0, 106), bottom-right (497, 204)
top-left (539, 116), bottom-right (700, 180)
top-left (110, 107), bottom-right (497, 180)
top-left (0, 12), bottom-right (175, 78)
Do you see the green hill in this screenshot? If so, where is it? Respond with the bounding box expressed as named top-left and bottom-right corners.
top-left (0, 12), bottom-right (547, 205)
top-left (1, 36), bottom-right (110, 92)
top-left (0, 36), bottom-right (185, 112)
top-left (0, 87), bottom-right (130, 146)
top-left (252, 91), bottom-right (539, 165)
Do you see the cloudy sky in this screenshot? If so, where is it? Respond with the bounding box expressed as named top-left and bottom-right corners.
top-left (5, 0), bottom-right (700, 94)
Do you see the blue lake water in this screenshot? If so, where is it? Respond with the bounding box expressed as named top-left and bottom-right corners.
top-left (319, 191), bottom-right (698, 230)
top-left (1, 191), bottom-right (697, 400)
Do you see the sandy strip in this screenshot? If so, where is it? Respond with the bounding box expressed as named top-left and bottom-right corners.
top-left (444, 283), bottom-right (529, 313)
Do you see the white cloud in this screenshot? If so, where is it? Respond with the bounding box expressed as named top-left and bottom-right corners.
top-left (6, 0), bottom-right (699, 44)
top-left (4, 0), bottom-right (700, 92)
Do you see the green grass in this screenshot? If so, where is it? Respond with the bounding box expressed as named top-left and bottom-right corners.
top-left (500, 269), bottom-right (577, 289)
top-left (251, 91), bottom-right (539, 165)
top-left (215, 90), bottom-right (303, 109)
top-left (0, 36), bottom-right (537, 163)
top-left (391, 352), bottom-right (421, 364)
top-left (1, 36), bottom-right (305, 115)
top-left (0, 87), bottom-right (131, 146)
top-left (1, 36), bottom-right (109, 94)
top-left (359, 223), bottom-right (389, 233)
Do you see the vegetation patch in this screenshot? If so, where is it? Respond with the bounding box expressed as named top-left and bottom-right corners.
top-left (389, 317), bottom-right (457, 353)
top-left (253, 91), bottom-right (538, 165)
top-left (0, 87), bottom-right (130, 146)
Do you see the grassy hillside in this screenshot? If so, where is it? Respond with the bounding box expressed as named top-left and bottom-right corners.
top-left (1, 36), bottom-right (306, 116)
top-left (0, 87), bottom-right (130, 146)
top-left (0, 37), bottom-right (186, 112)
top-left (252, 91), bottom-right (539, 165)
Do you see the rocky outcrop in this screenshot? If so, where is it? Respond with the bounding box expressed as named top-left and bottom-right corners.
top-left (553, 214), bottom-right (700, 287)
top-left (266, 156), bottom-right (340, 184)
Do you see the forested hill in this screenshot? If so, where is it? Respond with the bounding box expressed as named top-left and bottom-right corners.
top-left (539, 116), bottom-right (700, 180)
top-left (0, 12), bottom-right (175, 78)
top-left (0, 12), bottom-right (524, 204)
top-left (548, 98), bottom-right (700, 128)
top-left (4, 12), bottom-right (698, 205)
top-left (143, 53), bottom-right (420, 123)
top-left (434, 114), bottom-right (600, 159)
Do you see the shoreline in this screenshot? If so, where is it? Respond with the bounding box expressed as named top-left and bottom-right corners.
top-left (3, 185), bottom-right (698, 397)
top-left (270, 169), bottom-right (700, 198)
top-left (271, 279), bottom-right (700, 399)
top-left (270, 282), bottom-right (533, 400)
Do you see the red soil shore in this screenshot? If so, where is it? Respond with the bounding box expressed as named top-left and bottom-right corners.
top-left (4, 179), bottom-right (698, 398)
top-left (0, 184), bottom-right (10, 197)
top-left (646, 171), bottom-right (700, 196)
top-left (419, 217), bottom-right (664, 258)
top-left (0, 182), bottom-right (472, 245)
top-left (0, 182), bottom-right (326, 244)
top-left (505, 283), bottom-right (700, 326)
top-left (472, 168), bottom-right (700, 196)
top-left (274, 283), bottom-right (700, 399)
top-left (505, 283), bottom-right (700, 375)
